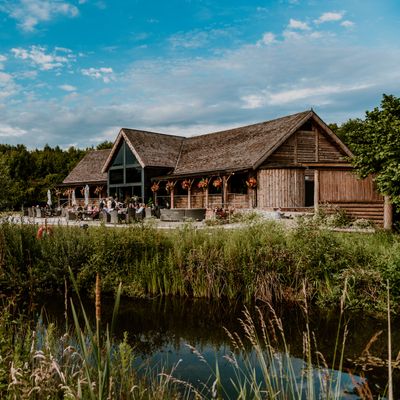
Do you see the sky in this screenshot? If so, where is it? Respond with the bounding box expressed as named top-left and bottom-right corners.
top-left (0, 0), bottom-right (400, 149)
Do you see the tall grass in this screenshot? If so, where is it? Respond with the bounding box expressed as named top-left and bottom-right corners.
top-left (0, 277), bottom-right (394, 399)
top-left (0, 219), bottom-right (400, 313)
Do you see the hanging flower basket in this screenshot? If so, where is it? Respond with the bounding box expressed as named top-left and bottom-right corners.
top-left (197, 178), bottom-right (209, 191)
top-left (246, 177), bottom-right (257, 189)
top-left (63, 188), bottom-right (74, 197)
top-left (151, 182), bottom-right (160, 192)
top-left (213, 178), bottom-right (223, 189)
top-left (165, 181), bottom-right (175, 193)
top-left (94, 186), bottom-right (104, 195)
top-left (181, 179), bottom-right (191, 190)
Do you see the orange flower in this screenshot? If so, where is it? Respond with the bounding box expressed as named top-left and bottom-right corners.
top-left (246, 177), bottom-right (257, 189)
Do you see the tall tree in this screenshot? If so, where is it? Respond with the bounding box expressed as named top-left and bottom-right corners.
top-left (344, 94), bottom-right (400, 204)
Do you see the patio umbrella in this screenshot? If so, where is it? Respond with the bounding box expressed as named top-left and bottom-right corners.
top-left (71, 190), bottom-right (77, 206)
top-left (84, 184), bottom-right (90, 207)
top-left (47, 189), bottom-right (52, 207)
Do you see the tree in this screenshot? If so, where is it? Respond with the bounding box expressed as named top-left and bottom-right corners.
top-left (344, 94), bottom-right (400, 204)
top-left (96, 141), bottom-right (113, 150)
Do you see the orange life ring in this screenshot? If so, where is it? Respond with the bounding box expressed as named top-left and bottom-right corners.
top-left (37, 226), bottom-right (52, 239)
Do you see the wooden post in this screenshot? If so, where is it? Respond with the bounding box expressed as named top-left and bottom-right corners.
top-left (314, 169), bottom-right (319, 212)
top-left (222, 176), bottom-right (228, 208)
top-left (205, 187), bottom-right (209, 209)
top-left (188, 187), bottom-right (191, 209)
top-left (384, 195), bottom-right (393, 230)
top-left (170, 188), bottom-right (174, 209)
top-left (154, 191), bottom-right (158, 206)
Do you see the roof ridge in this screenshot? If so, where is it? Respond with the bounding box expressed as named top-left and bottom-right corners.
top-left (184, 110), bottom-right (310, 141)
top-left (122, 127), bottom-right (184, 139)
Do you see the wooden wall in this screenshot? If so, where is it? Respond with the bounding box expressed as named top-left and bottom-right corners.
top-left (257, 169), bottom-right (305, 208)
top-left (318, 170), bottom-right (384, 223)
top-left (319, 170), bottom-right (382, 202)
top-left (261, 123), bottom-right (347, 168)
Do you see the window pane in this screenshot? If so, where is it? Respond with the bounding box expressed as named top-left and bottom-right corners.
top-left (112, 144), bottom-right (124, 166)
top-left (109, 169), bottom-right (123, 184)
top-left (125, 146), bottom-right (138, 165)
top-left (126, 167), bottom-right (141, 183)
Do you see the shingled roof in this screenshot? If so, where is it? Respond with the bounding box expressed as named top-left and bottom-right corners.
top-left (63, 149), bottom-right (110, 185)
top-left (101, 110), bottom-right (349, 177)
top-left (173, 110), bottom-right (312, 175)
top-left (102, 129), bottom-right (184, 172)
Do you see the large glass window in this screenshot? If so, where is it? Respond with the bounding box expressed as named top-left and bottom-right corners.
top-left (126, 167), bottom-right (141, 183)
top-left (112, 145), bottom-right (124, 166)
top-left (125, 146), bottom-right (138, 165)
top-left (109, 169), bottom-right (124, 184)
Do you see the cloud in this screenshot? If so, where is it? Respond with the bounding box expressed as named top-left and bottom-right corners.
top-left (1, 0), bottom-right (79, 32)
top-left (288, 18), bottom-right (310, 30)
top-left (0, 55), bottom-right (7, 70)
top-left (81, 67), bottom-right (115, 83)
top-left (2, 26), bottom-right (400, 149)
top-left (0, 123), bottom-right (27, 137)
top-left (257, 32), bottom-right (276, 46)
top-left (168, 29), bottom-right (229, 49)
top-left (11, 46), bottom-right (74, 70)
top-left (59, 84), bottom-right (76, 91)
top-left (315, 12), bottom-right (343, 24)
top-left (0, 72), bottom-right (18, 99)
top-left (341, 20), bottom-right (355, 28)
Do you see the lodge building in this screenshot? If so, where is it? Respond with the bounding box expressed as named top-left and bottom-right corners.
top-left (62, 110), bottom-right (388, 225)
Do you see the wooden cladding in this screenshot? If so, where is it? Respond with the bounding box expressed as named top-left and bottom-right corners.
top-left (321, 202), bottom-right (384, 224)
top-left (257, 169), bottom-right (305, 208)
top-left (261, 125), bottom-right (347, 167)
top-left (318, 170), bottom-right (383, 203)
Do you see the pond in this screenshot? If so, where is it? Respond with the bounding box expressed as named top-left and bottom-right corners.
top-left (43, 295), bottom-right (398, 399)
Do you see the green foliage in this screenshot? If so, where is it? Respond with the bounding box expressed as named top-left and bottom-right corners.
top-left (0, 144), bottom-right (87, 210)
top-left (1, 222), bottom-right (400, 315)
top-left (96, 140), bottom-right (114, 150)
top-left (340, 94), bottom-right (400, 204)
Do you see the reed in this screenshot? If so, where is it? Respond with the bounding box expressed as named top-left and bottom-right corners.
top-left (1, 220), bottom-right (400, 314)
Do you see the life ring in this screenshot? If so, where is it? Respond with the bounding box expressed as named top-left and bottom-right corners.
top-left (37, 226), bottom-right (53, 239)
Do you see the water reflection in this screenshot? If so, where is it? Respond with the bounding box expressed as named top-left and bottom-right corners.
top-left (44, 296), bottom-right (397, 398)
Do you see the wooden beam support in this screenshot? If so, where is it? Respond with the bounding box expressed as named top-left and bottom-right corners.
top-left (384, 195), bottom-right (393, 230)
top-left (314, 169), bottom-right (320, 212)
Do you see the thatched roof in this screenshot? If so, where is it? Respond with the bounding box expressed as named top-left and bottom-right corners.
top-left (63, 149), bottom-right (110, 185)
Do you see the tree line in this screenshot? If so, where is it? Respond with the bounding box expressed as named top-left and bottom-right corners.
top-left (0, 141), bottom-right (112, 210)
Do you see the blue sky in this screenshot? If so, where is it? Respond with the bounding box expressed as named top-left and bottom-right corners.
top-left (0, 0), bottom-right (400, 148)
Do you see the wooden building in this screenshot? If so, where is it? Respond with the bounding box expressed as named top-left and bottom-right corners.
top-left (63, 110), bottom-right (387, 224)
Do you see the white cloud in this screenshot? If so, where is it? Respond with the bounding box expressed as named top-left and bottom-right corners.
top-left (1, 0), bottom-right (79, 32)
top-left (0, 123), bottom-right (27, 137)
top-left (257, 32), bottom-right (276, 46)
top-left (315, 12), bottom-right (343, 24)
top-left (168, 29), bottom-right (229, 49)
top-left (267, 83), bottom-right (372, 105)
top-left (11, 46), bottom-right (73, 70)
top-left (81, 67), bottom-right (115, 83)
top-left (288, 18), bottom-right (310, 30)
top-left (59, 84), bottom-right (76, 92)
top-left (241, 94), bottom-right (265, 109)
top-left (0, 55), bottom-right (7, 70)
top-left (0, 72), bottom-right (18, 99)
top-left (341, 20), bottom-right (355, 28)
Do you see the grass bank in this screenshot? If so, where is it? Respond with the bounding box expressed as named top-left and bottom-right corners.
top-left (1, 220), bottom-right (400, 314)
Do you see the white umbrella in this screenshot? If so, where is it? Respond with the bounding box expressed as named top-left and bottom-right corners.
top-left (72, 190), bottom-right (77, 206)
top-left (47, 189), bottom-right (52, 207)
top-left (84, 184), bottom-right (90, 207)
